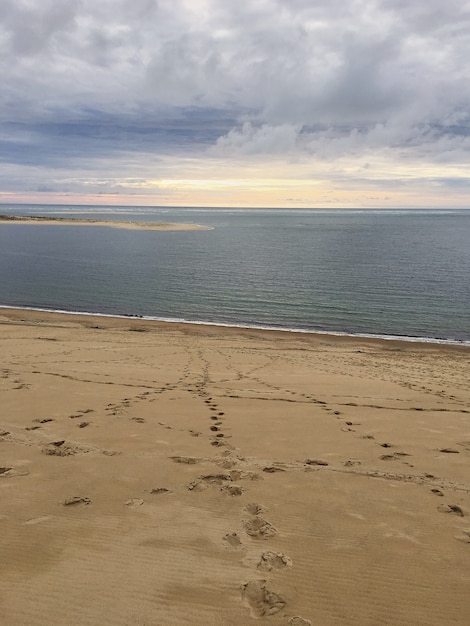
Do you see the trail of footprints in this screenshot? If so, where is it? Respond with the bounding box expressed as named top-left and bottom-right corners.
top-left (185, 356), bottom-right (470, 592)
top-left (101, 346), bottom-right (232, 447)
top-left (2, 344), bottom-right (469, 620)
top-left (178, 448), bottom-right (470, 621)
top-left (179, 453), bottom-right (311, 623)
top-left (261, 381), bottom-right (469, 477)
top-left (219, 349), bottom-right (469, 477)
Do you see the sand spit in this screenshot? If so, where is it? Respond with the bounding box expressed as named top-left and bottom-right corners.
top-left (0, 214), bottom-right (212, 231)
top-left (0, 308), bottom-right (469, 625)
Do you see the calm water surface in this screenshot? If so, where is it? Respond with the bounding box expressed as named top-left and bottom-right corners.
top-left (0, 205), bottom-right (469, 343)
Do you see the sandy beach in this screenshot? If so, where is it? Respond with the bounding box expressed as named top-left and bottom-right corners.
top-left (0, 215), bottom-right (211, 231)
top-left (1, 308), bottom-right (469, 625)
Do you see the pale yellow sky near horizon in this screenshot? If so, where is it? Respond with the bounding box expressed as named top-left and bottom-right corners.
top-left (2, 158), bottom-right (470, 208)
top-left (2, 179), bottom-right (469, 209)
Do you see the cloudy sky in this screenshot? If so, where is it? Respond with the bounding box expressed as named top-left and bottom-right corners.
top-left (1, 0), bottom-right (470, 208)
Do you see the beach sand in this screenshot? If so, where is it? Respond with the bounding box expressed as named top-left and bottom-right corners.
top-left (0, 215), bottom-right (211, 231)
top-left (1, 308), bottom-right (469, 625)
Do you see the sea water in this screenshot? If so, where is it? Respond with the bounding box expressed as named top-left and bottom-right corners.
top-left (0, 205), bottom-right (469, 344)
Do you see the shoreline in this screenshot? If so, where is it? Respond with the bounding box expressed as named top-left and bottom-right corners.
top-left (1, 305), bottom-right (468, 351)
top-left (0, 214), bottom-right (212, 231)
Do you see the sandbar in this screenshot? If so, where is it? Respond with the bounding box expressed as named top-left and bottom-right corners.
top-left (1, 307), bottom-right (469, 625)
top-left (0, 214), bottom-right (212, 231)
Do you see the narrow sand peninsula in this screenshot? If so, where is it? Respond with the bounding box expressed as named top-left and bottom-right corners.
top-left (0, 215), bottom-right (211, 231)
top-left (1, 308), bottom-right (469, 626)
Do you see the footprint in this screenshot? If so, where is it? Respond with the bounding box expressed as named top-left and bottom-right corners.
top-left (263, 466), bottom-right (286, 473)
top-left (187, 473), bottom-right (231, 492)
top-left (243, 517), bottom-right (277, 539)
top-left (438, 448), bottom-right (459, 454)
top-left (150, 487), bottom-right (172, 495)
top-left (187, 480), bottom-right (209, 492)
top-left (42, 441), bottom-right (71, 456)
top-left (438, 504), bottom-right (464, 517)
top-left (245, 503), bottom-right (268, 515)
top-left (241, 579), bottom-right (286, 617)
top-left (431, 488), bottom-right (444, 496)
top-left (125, 498), bottom-right (144, 507)
top-left (305, 458), bottom-right (328, 466)
top-left (63, 496), bottom-right (91, 506)
top-left (230, 470), bottom-right (260, 482)
top-left (200, 473), bottom-right (231, 484)
top-left (170, 456), bottom-right (200, 465)
top-left (258, 551), bottom-right (293, 571)
top-left (42, 441), bottom-right (88, 457)
top-left (379, 452), bottom-right (410, 461)
top-left (221, 484), bottom-right (243, 496)
top-left (215, 458), bottom-right (238, 469)
top-left (223, 532), bottom-right (243, 548)
top-left (288, 618), bottom-right (312, 626)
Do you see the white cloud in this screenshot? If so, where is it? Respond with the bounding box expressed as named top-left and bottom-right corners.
top-left (215, 123), bottom-right (301, 155)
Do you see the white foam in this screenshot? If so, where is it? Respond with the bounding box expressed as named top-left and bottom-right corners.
top-left (1, 305), bottom-right (468, 347)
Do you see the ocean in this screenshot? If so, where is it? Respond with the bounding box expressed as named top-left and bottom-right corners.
top-left (0, 205), bottom-right (469, 344)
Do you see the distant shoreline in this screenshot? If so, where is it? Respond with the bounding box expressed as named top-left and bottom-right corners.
top-left (0, 214), bottom-right (212, 231)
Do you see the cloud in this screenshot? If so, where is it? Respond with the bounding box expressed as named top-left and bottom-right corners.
top-left (215, 123), bottom-right (301, 155)
top-left (1, 0), bottom-right (470, 205)
top-left (0, 0), bottom-right (77, 57)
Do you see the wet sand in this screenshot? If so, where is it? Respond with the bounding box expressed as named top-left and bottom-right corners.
top-left (0, 215), bottom-right (211, 230)
top-left (1, 308), bottom-right (469, 625)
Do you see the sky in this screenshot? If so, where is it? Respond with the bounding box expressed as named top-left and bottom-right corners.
top-left (1, 0), bottom-right (470, 208)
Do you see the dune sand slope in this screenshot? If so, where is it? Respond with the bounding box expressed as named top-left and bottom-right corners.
top-left (1, 309), bottom-right (469, 625)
